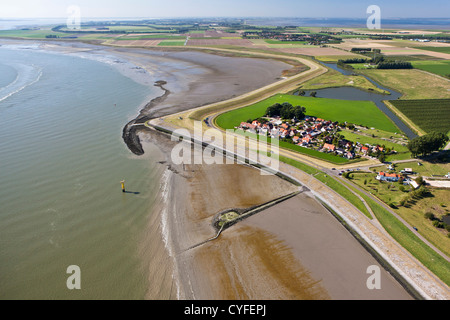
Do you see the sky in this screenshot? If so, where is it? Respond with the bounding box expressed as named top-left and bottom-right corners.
top-left (0, 0), bottom-right (449, 19)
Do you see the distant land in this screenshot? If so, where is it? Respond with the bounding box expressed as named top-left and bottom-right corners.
top-left (1, 17), bottom-right (450, 31)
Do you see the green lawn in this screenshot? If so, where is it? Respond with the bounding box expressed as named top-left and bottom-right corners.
top-left (412, 60), bottom-right (450, 78)
top-left (215, 94), bottom-right (400, 133)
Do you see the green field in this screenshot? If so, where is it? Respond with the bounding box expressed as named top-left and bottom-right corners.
top-left (215, 94), bottom-right (400, 133)
top-left (361, 69), bottom-right (450, 99)
top-left (158, 40), bottom-right (186, 46)
top-left (412, 60), bottom-right (450, 77)
top-left (413, 46), bottom-right (450, 54)
top-left (0, 29), bottom-right (66, 39)
top-left (389, 99), bottom-right (450, 135)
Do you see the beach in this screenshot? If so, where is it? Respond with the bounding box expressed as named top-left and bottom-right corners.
top-left (139, 127), bottom-right (415, 299)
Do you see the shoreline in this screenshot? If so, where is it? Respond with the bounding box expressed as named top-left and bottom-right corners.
top-left (123, 80), bottom-right (171, 155)
top-left (2, 39), bottom-right (447, 299)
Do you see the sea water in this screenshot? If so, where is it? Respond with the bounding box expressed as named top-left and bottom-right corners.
top-left (0, 46), bottom-right (172, 299)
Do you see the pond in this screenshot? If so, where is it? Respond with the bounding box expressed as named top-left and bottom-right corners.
top-left (297, 61), bottom-right (416, 139)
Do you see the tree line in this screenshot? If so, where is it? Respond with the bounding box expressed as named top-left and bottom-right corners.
top-left (377, 61), bottom-right (413, 69)
top-left (407, 132), bottom-right (449, 157)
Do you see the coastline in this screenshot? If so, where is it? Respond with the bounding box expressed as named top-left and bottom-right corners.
top-left (2, 39), bottom-right (442, 300)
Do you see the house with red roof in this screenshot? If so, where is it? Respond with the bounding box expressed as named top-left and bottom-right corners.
top-left (376, 172), bottom-right (402, 182)
top-left (323, 143), bottom-right (336, 152)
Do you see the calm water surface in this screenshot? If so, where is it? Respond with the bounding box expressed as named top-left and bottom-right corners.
top-left (0, 47), bottom-right (170, 299)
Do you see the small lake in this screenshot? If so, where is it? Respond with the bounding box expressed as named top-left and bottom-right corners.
top-left (297, 61), bottom-right (416, 139)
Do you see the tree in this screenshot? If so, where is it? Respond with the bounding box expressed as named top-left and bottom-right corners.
top-left (280, 102), bottom-right (294, 119)
top-left (407, 132), bottom-right (449, 157)
top-left (415, 176), bottom-right (424, 186)
top-left (265, 103), bottom-right (282, 117)
top-left (310, 91), bottom-right (317, 97)
top-left (424, 212), bottom-right (435, 220)
top-left (293, 105), bottom-right (306, 120)
top-left (378, 153), bottom-right (385, 163)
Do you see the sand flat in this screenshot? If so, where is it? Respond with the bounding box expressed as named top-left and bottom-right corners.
top-left (167, 158), bottom-right (413, 300)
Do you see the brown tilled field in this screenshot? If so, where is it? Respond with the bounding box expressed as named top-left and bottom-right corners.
top-left (187, 38), bottom-right (254, 47)
top-left (204, 30), bottom-right (239, 38)
top-left (110, 39), bottom-right (162, 47)
top-left (274, 47), bottom-right (360, 56)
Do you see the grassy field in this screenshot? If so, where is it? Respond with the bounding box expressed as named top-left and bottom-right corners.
top-left (215, 94), bottom-right (400, 133)
top-left (339, 130), bottom-right (411, 161)
top-left (389, 99), bottom-right (450, 135)
top-left (413, 46), bottom-right (450, 54)
top-left (371, 161), bottom-right (450, 178)
top-left (412, 60), bottom-right (450, 78)
top-left (158, 40), bottom-right (186, 46)
top-left (300, 68), bottom-right (389, 94)
top-left (360, 69), bottom-right (450, 99)
top-left (361, 187), bottom-right (450, 285)
top-left (0, 29), bottom-right (66, 39)
top-left (348, 172), bottom-right (450, 260)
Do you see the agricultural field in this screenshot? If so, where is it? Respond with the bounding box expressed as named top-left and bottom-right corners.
top-left (412, 60), bottom-right (450, 78)
top-left (315, 55), bottom-right (367, 63)
top-left (158, 40), bottom-right (186, 46)
top-left (0, 28), bottom-right (66, 39)
top-left (300, 67), bottom-right (388, 94)
top-left (264, 40), bottom-right (308, 45)
top-left (360, 69), bottom-right (450, 99)
top-left (215, 94), bottom-right (400, 133)
top-left (187, 38), bottom-right (254, 47)
top-left (389, 99), bottom-right (450, 136)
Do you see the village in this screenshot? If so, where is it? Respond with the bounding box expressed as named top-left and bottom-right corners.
top-left (238, 115), bottom-right (391, 161)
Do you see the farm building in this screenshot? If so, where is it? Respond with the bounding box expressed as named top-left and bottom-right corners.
top-left (376, 171), bottom-right (403, 182)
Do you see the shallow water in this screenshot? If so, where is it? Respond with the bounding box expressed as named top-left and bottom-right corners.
top-left (0, 47), bottom-right (172, 299)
